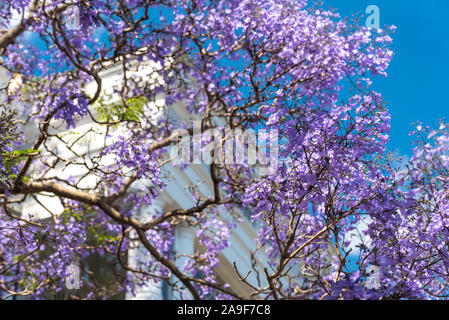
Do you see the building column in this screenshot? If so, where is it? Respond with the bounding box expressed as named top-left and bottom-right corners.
top-left (126, 199), bottom-right (165, 300)
top-left (170, 224), bottom-right (196, 300)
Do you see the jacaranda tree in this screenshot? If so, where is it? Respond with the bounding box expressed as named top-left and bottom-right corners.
top-left (1, 0), bottom-right (448, 300)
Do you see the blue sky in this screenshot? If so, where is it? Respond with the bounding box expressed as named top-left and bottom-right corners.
top-left (325, 0), bottom-right (449, 157)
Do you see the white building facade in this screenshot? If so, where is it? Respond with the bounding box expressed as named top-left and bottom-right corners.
top-left (1, 57), bottom-right (268, 300)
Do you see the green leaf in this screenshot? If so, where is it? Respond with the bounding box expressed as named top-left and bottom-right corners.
top-left (10, 149), bottom-right (40, 157)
